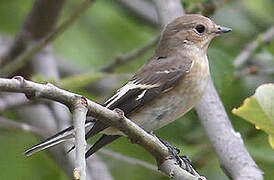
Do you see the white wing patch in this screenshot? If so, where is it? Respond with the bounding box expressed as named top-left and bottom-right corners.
top-left (156, 70), bottom-right (170, 74)
top-left (105, 81), bottom-right (158, 108)
top-left (136, 89), bottom-right (147, 101)
top-left (105, 81), bottom-right (137, 108)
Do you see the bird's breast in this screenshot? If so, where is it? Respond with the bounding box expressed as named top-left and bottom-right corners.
top-left (103, 56), bottom-right (210, 135)
top-left (130, 56), bottom-right (210, 132)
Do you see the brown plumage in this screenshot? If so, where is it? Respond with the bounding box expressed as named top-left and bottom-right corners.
top-left (25, 14), bottom-right (231, 158)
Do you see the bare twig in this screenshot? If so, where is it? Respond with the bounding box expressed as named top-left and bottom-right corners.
top-left (72, 97), bottom-right (88, 180)
top-left (18, 104), bottom-right (75, 175)
top-left (233, 26), bottom-right (274, 68)
top-left (17, 105), bottom-right (109, 180)
top-left (114, 0), bottom-right (158, 26)
top-left (0, 76), bottom-right (205, 180)
top-left (0, 116), bottom-right (49, 136)
top-left (0, 6), bottom-right (111, 176)
top-left (0, 0), bottom-right (96, 76)
top-left (235, 66), bottom-right (274, 77)
top-left (0, 0), bottom-right (112, 176)
top-left (196, 79), bottom-right (263, 180)
top-left (152, 0), bottom-right (185, 29)
top-left (87, 155), bottom-right (114, 180)
top-left (100, 35), bottom-right (159, 73)
top-left (0, 0), bottom-right (65, 67)
top-left (152, 0), bottom-right (263, 179)
top-left (0, 93), bottom-right (30, 113)
top-left (99, 149), bottom-right (157, 172)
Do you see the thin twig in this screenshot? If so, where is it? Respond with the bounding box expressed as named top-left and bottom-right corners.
top-left (0, 0), bottom-right (65, 67)
top-left (153, 0), bottom-right (185, 29)
top-left (0, 93), bottom-right (30, 113)
top-left (87, 155), bottom-right (115, 180)
top-left (0, 116), bottom-right (49, 136)
top-left (100, 35), bottom-right (159, 73)
top-left (0, 76), bottom-right (205, 180)
top-left (18, 104), bottom-right (75, 176)
top-left (233, 26), bottom-right (274, 68)
top-left (114, 0), bottom-right (158, 26)
top-left (235, 66), bottom-right (274, 78)
top-left (72, 97), bottom-right (88, 180)
top-left (0, 0), bottom-right (96, 76)
top-left (99, 149), bottom-right (157, 172)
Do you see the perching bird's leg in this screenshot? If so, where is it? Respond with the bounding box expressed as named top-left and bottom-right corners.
top-left (158, 138), bottom-right (194, 174)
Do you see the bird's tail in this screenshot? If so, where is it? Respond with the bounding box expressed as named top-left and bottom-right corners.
top-left (86, 134), bottom-right (120, 159)
top-left (24, 121), bottom-right (95, 156)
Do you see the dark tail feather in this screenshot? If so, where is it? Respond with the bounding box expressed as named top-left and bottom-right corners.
top-left (24, 121), bottom-right (94, 156)
top-left (85, 121), bottom-right (110, 139)
top-left (85, 135), bottom-right (120, 159)
top-left (67, 121), bottom-right (110, 154)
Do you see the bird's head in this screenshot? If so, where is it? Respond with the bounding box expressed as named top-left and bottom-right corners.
top-left (156, 14), bottom-right (231, 55)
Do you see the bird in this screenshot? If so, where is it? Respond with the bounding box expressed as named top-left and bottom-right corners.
top-left (24, 14), bottom-right (231, 159)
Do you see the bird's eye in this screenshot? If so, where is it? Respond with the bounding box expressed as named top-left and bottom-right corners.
top-left (195, 25), bottom-right (205, 34)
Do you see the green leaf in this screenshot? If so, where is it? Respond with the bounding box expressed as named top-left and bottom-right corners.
top-left (232, 83), bottom-right (274, 149)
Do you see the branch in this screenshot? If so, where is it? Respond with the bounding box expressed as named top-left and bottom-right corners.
top-left (0, 0), bottom-right (96, 76)
top-left (235, 66), bottom-right (274, 77)
top-left (195, 80), bottom-right (263, 180)
top-left (7, 103), bottom-right (111, 180)
top-left (0, 0), bottom-right (65, 67)
top-left (0, 93), bottom-right (30, 113)
top-left (0, 2), bottom-right (112, 176)
top-left (114, 0), bottom-right (158, 26)
top-left (18, 104), bottom-right (75, 176)
top-left (99, 149), bottom-right (157, 172)
top-left (72, 97), bottom-right (88, 180)
top-left (0, 76), bottom-right (205, 180)
top-left (233, 26), bottom-right (274, 68)
top-left (87, 155), bottom-right (114, 180)
top-left (100, 35), bottom-right (159, 73)
top-left (152, 0), bottom-right (263, 179)
top-left (0, 116), bottom-right (49, 136)
top-left (152, 0), bottom-right (185, 28)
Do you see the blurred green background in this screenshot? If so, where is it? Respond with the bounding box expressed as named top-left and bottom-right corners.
top-left (0, 0), bottom-right (273, 179)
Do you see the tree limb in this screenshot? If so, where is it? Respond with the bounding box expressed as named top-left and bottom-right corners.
top-left (0, 93), bottom-right (30, 113)
top-left (0, 116), bottom-right (49, 136)
top-left (0, 0), bottom-right (65, 67)
top-left (195, 79), bottom-right (263, 180)
top-left (114, 0), bottom-right (158, 26)
top-left (152, 0), bottom-right (263, 179)
top-left (0, 0), bottom-right (96, 76)
top-left (0, 76), bottom-right (205, 180)
top-left (233, 26), bottom-right (274, 68)
top-left (99, 149), bottom-right (157, 172)
top-left (72, 97), bottom-right (88, 180)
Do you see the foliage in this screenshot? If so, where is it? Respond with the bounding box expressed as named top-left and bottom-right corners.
top-left (233, 83), bottom-right (274, 149)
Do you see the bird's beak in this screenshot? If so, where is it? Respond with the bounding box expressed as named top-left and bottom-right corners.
top-left (215, 26), bottom-right (232, 34)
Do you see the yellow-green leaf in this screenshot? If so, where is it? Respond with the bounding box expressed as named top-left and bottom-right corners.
top-left (232, 83), bottom-right (274, 149)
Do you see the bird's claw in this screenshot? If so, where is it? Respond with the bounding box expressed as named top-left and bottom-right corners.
top-left (178, 155), bottom-right (193, 173)
top-left (159, 139), bottom-right (194, 173)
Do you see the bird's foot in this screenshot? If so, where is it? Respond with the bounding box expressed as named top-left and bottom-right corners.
top-left (159, 139), bottom-right (193, 173)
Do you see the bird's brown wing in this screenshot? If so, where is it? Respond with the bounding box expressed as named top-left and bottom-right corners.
top-left (85, 56), bottom-right (193, 158)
